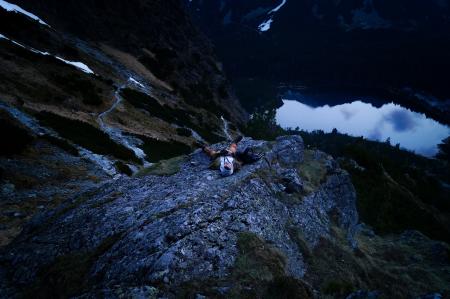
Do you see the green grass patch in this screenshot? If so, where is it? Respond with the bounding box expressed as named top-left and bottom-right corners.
top-left (41, 134), bottom-right (79, 156)
top-left (176, 127), bottom-right (192, 137)
top-left (230, 232), bottom-right (313, 298)
top-left (120, 88), bottom-right (175, 122)
top-left (136, 155), bottom-right (187, 177)
top-left (135, 134), bottom-right (191, 163)
top-left (175, 232), bottom-right (313, 298)
top-left (49, 73), bottom-right (103, 106)
top-left (121, 88), bottom-right (223, 143)
top-left (322, 279), bottom-right (355, 297)
top-left (287, 227), bottom-right (312, 261)
top-left (234, 232), bottom-right (287, 282)
top-left (36, 111), bottom-right (140, 164)
top-left (297, 150), bottom-right (328, 194)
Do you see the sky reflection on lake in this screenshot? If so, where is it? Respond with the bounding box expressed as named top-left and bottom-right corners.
top-left (276, 100), bottom-right (450, 157)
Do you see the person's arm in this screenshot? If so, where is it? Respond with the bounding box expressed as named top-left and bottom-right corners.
top-left (203, 147), bottom-right (219, 158)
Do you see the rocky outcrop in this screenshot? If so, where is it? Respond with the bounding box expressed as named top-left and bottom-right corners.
top-left (0, 0), bottom-right (247, 244)
top-left (0, 135), bottom-right (358, 298)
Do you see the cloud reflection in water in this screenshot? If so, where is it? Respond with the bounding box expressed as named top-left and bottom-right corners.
top-left (276, 100), bottom-right (450, 157)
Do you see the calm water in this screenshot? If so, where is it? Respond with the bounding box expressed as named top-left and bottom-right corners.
top-left (276, 99), bottom-right (450, 157)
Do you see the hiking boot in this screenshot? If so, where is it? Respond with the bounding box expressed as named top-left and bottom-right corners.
top-left (233, 135), bottom-right (243, 144)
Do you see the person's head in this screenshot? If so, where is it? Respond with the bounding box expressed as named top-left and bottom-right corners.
top-left (219, 156), bottom-right (234, 176)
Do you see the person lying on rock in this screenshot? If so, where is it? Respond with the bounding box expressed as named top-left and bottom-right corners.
top-left (196, 136), bottom-right (263, 177)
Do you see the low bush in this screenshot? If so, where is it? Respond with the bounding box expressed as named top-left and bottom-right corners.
top-left (176, 127), bottom-right (192, 137)
top-left (121, 88), bottom-right (224, 143)
top-left (41, 134), bottom-right (79, 156)
top-left (49, 73), bottom-right (103, 106)
top-left (128, 134), bottom-right (192, 163)
top-left (114, 161), bottom-right (133, 176)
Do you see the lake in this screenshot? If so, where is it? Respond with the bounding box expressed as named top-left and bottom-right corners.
top-left (276, 99), bottom-right (450, 157)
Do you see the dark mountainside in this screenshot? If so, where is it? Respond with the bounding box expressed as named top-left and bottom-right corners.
top-left (10, 0), bottom-right (246, 123)
top-left (0, 0), bottom-right (244, 251)
top-left (184, 0), bottom-right (450, 122)
top-left (1, 1), bottom-right (449, 298)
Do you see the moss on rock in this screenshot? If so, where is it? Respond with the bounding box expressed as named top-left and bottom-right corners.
top-left (136, 155), bottom-right (187, 177)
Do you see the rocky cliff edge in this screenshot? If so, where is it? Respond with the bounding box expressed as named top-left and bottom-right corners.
top-left (1, 135), bottom-right (360, 298)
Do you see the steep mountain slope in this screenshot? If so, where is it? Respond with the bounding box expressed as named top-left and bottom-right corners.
top-left (1, 136), bottom-right (448, 298)
top-left (184, 0), bottom-right (450, 115)
top-left (0, 0), bottom-right (246, 247)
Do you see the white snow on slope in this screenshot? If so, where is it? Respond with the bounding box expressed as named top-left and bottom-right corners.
top-left (0, 34), bottom-right (94, 74)
top-left (129, 77), bottom-right (145, 89)
top-left (269, 0), bottom-right (287, 13)
top-left (0, 0), bottom-right (49, 26)
top-left (52, 58), bottom-right (93, 74)
top-left (258, 0), bottom-right (287, 32)
top-left (258, 18), bottom-right (273, 32)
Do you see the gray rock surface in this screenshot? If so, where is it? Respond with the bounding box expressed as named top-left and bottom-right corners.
top-left (0, 136), bottom-right (358, 298)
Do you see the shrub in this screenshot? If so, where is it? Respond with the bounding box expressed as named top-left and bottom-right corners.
top-left (243, 109), bottom-right (285, 141)
top-left (436, 136), bottom-right (450, 161)
top-left (121, 89), bottom-right (224, 143)
top-left (131, 134), bottom-right (191, 163)
top-left (49, 73), bottom-right (103, 106)
top-left (176, 127), bottom-right (192, 137)
top-left (322, 279), bottom-right (355, 297)
top-left (41, 135), bottom-right (79, 156)
top-left (120, 88), bottom-right (175, 122)
top-left (114, 161), bottom-right (133, 176)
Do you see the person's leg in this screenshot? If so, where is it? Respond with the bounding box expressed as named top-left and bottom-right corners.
top-left (228, 143), bottom-right (238, 155)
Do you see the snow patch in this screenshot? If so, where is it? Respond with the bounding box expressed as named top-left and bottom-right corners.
top-left (269, 0), bottom-right (287, 13)
top-left (258, 0), bottom-right (287, 32)
top-left (0, 0), bottom-right (49, 26)
top-left (258, 18), bottom-right (273, 32)
top-left (54, 58), bottom-right (94, 74)
top-left (0, 34), bottom-right (94, 74)
top-left (129, 77), bottom-right (145, 89)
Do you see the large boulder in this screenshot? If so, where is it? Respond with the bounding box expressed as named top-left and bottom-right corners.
top-left (0, 136), bottom-right (358, 298)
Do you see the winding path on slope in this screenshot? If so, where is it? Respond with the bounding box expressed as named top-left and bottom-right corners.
top-left (97, 78), bottom-right (149, 165)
